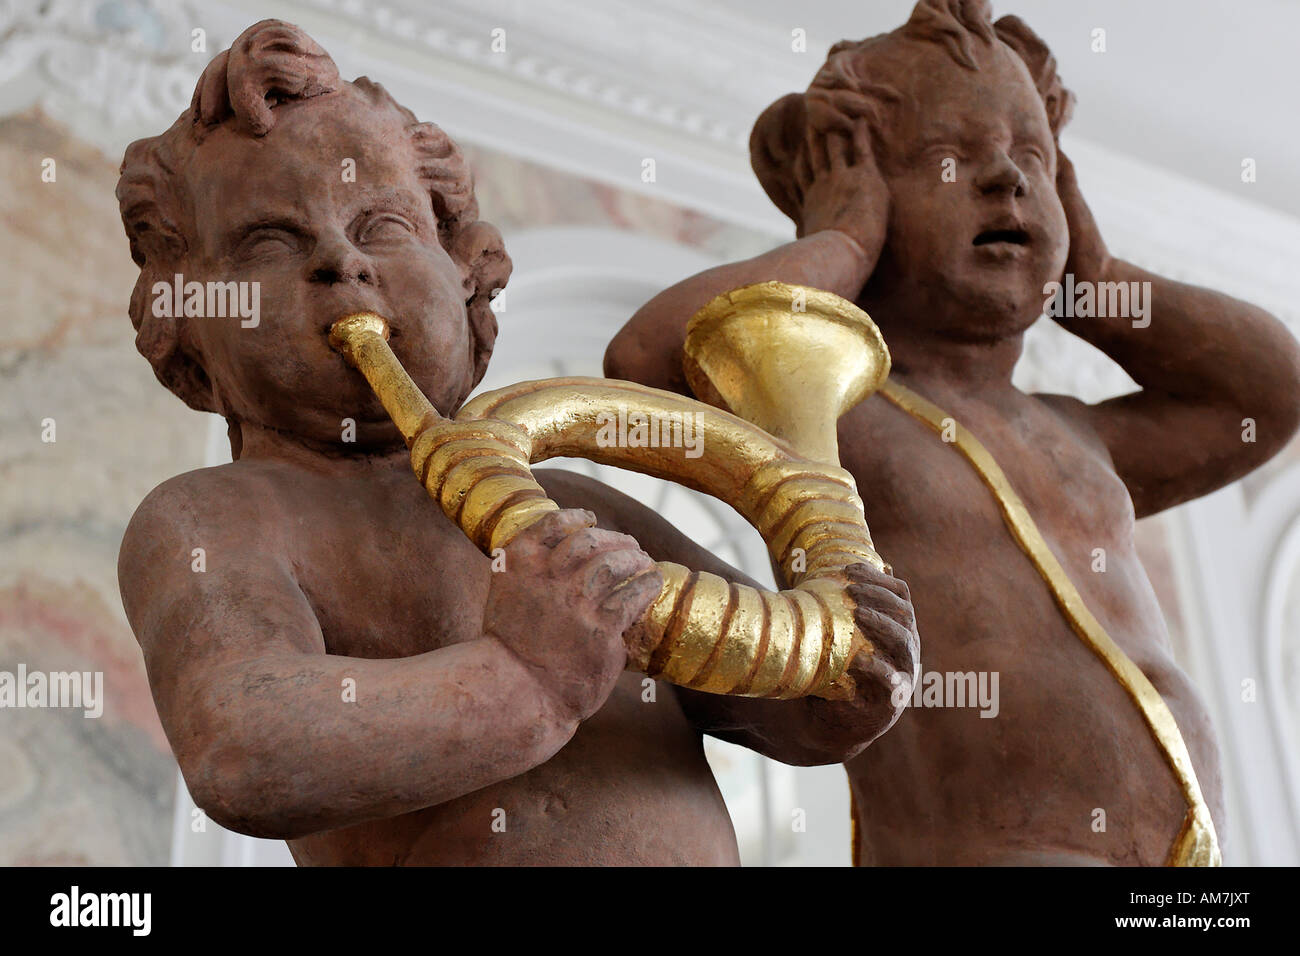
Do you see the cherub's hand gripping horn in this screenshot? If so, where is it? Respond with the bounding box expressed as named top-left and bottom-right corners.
top-left (329, 282), bottom-right (889, 700)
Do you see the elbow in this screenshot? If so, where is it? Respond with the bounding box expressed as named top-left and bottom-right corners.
top-left (765, 716), bottom-right (896, 767)
top-left (182, 742), bottom-right (316, 841)
top-left (781, 743), bottom-right (866, 768)
top-left (791, 728), bottom-right (891, 767)
top-left (766, 737), bottom-right (875, 768)
top-left (790, 698), bottom-right (909, 766)
top-left (602, 323), bottom-right (642, 381)
top-left (1244, 331), bottom-right (1300, 457)
top-left (705, 719), bottom-right (864, 767)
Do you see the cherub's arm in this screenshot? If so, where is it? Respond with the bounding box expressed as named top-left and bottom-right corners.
top-left (119, 475), bottom-right (658, 840)
top-left (605, 231), bottom-right (874, 395)
top-left (1043, 153), bottom-right (1300, 518)
top-left (538, 469), bottom-right (918, 765)
top-left (605, 130), bottom-right (888, 395)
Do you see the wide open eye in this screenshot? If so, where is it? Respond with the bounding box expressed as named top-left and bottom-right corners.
top-left (357, 213), bottom-right (415, 245)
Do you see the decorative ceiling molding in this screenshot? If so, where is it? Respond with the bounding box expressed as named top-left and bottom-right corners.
top-left (0, 0), bottom-right (230, 153)
top-left (301, 0), bottom-right (800, 152)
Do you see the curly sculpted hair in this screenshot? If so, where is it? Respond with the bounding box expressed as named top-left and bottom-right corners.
top-left (116, 19), bottom-right (511, 415)
top-left (751, 0), bottom-right (1076, 228)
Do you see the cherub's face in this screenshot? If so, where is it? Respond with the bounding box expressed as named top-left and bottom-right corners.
top-left (181, 92), bottom-right (474, 450)
top-left (867, 44), bottom-right (1068, 340)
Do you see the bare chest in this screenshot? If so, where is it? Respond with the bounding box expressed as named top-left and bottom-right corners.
top-left (279, 471), bottom-right (492, 658)
top-left (845, 390), bottom-right (1134, 552)
top-left (840, 388), bottom-right (1166, 652)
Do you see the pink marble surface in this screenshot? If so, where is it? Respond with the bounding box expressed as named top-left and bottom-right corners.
top-left (0, 109), bottom-right (187, 864)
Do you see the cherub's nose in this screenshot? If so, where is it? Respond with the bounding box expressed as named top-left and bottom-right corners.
top-left (307, 234), bottom-right (373, 286)
top-left (974, 151), bottom-right (1028, 198)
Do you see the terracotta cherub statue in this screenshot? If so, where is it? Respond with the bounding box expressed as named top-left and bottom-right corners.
top-left (606, 0), bottom-right (1300, 865)
top-left (115, 19), bottom-right (919, 865)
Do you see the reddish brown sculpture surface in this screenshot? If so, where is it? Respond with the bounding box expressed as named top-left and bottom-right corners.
top-left (607, 0), bottom-right (1300, 865)
top-left (115, 20), bottom-right (919, 865)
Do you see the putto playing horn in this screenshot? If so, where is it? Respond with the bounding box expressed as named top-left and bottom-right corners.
top-left (329, 281), bottom-right (891, 700)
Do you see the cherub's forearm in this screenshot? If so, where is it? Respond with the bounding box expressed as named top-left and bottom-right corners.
top-left (1046, 258), bottom-right (1300, 515)
top-left (1052, 152), bottom-right (1300, 510)
top-left (1060, 258), bottom-right (1300, 415)
top-left (180, 639), bottom-right (572, 839)
top-left (605, 230), bottom-right (873, 393)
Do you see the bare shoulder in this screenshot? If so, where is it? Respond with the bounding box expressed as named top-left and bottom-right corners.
top-left (121, 461), bottom-right (296, 562)
top-left (1031, 391), bottom-right (1116, 463)
top-left (118, 461), bottom-right (299, 631)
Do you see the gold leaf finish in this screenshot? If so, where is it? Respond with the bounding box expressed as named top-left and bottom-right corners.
top-left (328, 284), bottom-right (891, 699)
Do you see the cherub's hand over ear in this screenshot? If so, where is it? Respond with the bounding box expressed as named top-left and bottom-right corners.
top-left (795, 103), bottom-right (890, 277)
top-left (1055, 148), bottom-right (1113, 287)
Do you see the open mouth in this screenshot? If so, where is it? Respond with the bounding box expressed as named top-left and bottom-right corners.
top-left (973, 228), bottom-right (1030, 247)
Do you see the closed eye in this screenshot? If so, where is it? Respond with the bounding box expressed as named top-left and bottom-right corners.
top-left (1013, 142), bottom-right (1049, 165)
top-left (357, 213), bottom-right (416, 244)
top-left (922, 143), bottom-right (963, 163)
top-left (238, 226), bottom-right (299, 259)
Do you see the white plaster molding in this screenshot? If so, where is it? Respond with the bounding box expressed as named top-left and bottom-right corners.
top-left (1242, 465), bottom-right (1300, 839)
top-left (1167, 482), bottom-right (1300, 865)
top-left (0, 0), bottom-right (228, 152)
top-left (1262, 517), bottom-right (1300, 821)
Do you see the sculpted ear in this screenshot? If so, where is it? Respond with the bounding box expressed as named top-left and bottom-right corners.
top-left (452, 220), bottom-right (509, 298)
top-left (129, 272), bottom-right (218, 414)
top-left (450, 221), bottom-right (512, 392)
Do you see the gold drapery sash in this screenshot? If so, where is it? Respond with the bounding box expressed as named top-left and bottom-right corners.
top-left (849, 379), bottom-right (1220, 867)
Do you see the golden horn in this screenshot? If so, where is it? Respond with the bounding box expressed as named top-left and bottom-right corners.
top-left (328, 283), bottom-right (890, 699)
top-left (683, 281), bottom-right (890, 465)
